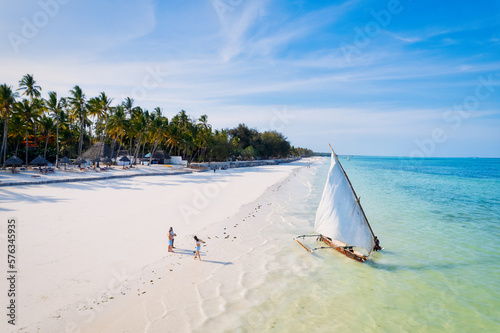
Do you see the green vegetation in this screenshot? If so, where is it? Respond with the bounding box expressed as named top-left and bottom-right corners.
top-left (0, 74), bottom-right (311, 166)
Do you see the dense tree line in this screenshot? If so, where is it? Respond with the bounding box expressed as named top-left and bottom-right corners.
top-left (0, 74), bottom-right (311, 166)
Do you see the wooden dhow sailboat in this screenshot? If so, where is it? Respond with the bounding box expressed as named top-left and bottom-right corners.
top-left (294, 144), bottom-right (381, 263)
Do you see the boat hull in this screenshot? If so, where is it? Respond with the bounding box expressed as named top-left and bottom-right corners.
top-left (319, 235), bottom-right (368, 263)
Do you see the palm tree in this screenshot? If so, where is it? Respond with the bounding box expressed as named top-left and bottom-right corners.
top-left (196, 114), bottom-right (212, 161)
top-left (170, 110), bottom-right (193, 158)
top-left (68, 85), bottom-right (87, 157)
top-left (18, 74), bottom-right (42, 148)
top-left (55, 106), bottom-right (72, 158)
top-left (18, 74), bottom-right (41, 101)
top-left (107, 105), bottom-right (127, 160)
top-left (0, 84), bottom-right (18, 165)
top-left (31, 97), bottom-right (45, 149)
top-left (122, 97), bottom-right (137, 118)
top-left (165, 120), bottom-right (182, 156)
top-left (7, 112), bottom-right (25, 156)
top-left (44, 91), bottom-right (65, 167)
top-left (130, 108), bottom-right (148, 164)
top-left (13, 99), bottom-right (35, 166)
top-left (39, 115), bottom-right (54, 159)
top-left (121, 97), bottom-right (140, 153)
top-left (148, 108), bottom-right (167, 165)
top-left (88, 92), bottom-right (113, 163)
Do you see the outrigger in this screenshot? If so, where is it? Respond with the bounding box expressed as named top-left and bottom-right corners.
top-left (294, 144), bottom-right (382, 263)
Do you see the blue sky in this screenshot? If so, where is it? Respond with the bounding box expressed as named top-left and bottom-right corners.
top-left (1, 0), bottom-right (499, 156)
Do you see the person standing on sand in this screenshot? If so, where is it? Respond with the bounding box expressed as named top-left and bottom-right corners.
top-left (193, 236), bottom-right (205, 261)
top-left (169, 227), bottom-right (177, 248)
top-left (168, 227), bottom-right (176, 253)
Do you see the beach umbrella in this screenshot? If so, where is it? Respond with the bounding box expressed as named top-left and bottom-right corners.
top-left (92, 157), bottom-right (102, 168)
top-left (4, 156), bottom-right (23, 166)
top-left (59, 156), bottom-right (71, 164)
top-left (58, 156), bottom-right (71, 170)
top-left (74, 158), bottom-right (87, 165)
top-left (30, 155), bottom-right (49, 166)
top-left (102, 157), bottom-right (113, 165)
top-left (119, 156), bottom-right (130, 162)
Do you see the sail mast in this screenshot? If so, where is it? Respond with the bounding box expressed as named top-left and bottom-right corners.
top-left (328, 143), bottom-right (376, 240)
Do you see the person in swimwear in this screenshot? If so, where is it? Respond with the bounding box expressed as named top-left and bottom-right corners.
top-left (168, 227), bottom-right (176, 253)
top-left (169, 227), bottom-right (177, 249)
top-left (193, 236), bottom-right (205, 261)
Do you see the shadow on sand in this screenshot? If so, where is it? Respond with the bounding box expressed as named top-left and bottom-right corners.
top-left (171, 248), bottom-right (233, 265)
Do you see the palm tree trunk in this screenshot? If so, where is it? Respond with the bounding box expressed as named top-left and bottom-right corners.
top-left (149, 138), bottom-right (160, 166)
top-left (44, 131), bottom-right (50, 159)
top-left (25, 129), bottom-right (29, 167)
top-left (78, 119), bottom-right (83, 157)
top-left (133, 134), bottom-right (142, 165)
top-left (55, 115), bottom-right (59, 168)
top-left (100, 114), bottom-right (108, 154)
top-left (1, 119), bottom-right (8, 165)
top-left (78, 105), bottom-right (84, 157)
top-left (110, 129), bottom-right (118, 161)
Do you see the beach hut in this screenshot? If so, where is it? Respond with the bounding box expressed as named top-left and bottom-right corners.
top-left (82, 142), bottom-right (113, 161)
top-left (4, 156), bottom-right (23, 173)
top-left (119, 156), bottom-right (131, 167)
top-left (145, 151), bottom-right (171, 164)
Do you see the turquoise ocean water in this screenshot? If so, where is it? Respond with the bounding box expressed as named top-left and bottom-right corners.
top-left (232, 157), bottom-right (500, 332)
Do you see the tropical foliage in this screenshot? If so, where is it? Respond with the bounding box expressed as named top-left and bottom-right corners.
top-left (0, 74), bottom-right (309, 166)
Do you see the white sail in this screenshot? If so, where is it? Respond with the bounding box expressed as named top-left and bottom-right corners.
top-left (314, 152), bottom-right (375, 255)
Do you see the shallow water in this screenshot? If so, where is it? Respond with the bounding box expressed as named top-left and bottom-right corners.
top-left (229, 157), bottom-right (500, 332)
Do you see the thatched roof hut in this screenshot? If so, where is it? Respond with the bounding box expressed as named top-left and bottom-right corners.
top-left (5, 156), bottom-right (23, 166)
top-left (30, 156), bottom-right (49, 166)
top-left (82, 142), bottom-right (113, 160)
top-left (59, 156), bottom-right (71, 164)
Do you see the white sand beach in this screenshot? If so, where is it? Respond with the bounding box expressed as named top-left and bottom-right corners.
top-left (0, 159), bottom-right (314, 332)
